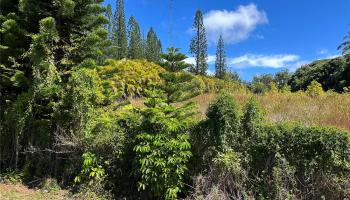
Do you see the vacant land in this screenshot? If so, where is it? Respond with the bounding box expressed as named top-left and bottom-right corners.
top-left (186, 92), bottom-right (350, 131)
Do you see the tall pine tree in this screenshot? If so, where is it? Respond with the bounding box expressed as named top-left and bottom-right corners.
top-left (146, 27), bottom-right (162, 63)
top-left (0, 0), bottom-right (108, 170)
top-left (113, 0), bottom-right (128, 59)
top-left (190, 9), bottom-right (208, 75)
top-left (215, 35), bottom-right (226, 78)
top-left (105, 4), bottom-right (113, 39)
top-left (127, 16), bottom-right (142, 59)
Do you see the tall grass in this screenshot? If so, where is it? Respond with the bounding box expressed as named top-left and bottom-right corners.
top-left (191, 92), bottom-right (350, 131)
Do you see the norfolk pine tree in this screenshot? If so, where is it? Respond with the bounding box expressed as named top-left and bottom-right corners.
top-left (190, 9), bottom-right (208, 75)
top-left (215, 35), bottom-right (226, 78)
top-left (113, 0), bottom-right (128, 59)
top-left (160, 47), bottom-right (191, 72)
top-left (146, 27), bottom-right (162, 63)
top-left (127, 16), bottom-right (142, 59)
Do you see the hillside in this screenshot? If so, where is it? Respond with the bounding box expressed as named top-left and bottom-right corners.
top-left (289, 54), bottom-right (350, 92)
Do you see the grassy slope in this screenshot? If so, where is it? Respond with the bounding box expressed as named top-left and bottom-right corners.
top-left (191, 92), bottom-right (350, 131)
top-left (132, 91), bottom-right (350, 131)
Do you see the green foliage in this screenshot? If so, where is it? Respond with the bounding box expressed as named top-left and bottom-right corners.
top-left (74, 152), bottom-right (109, 199)
top-left (274, 69), bottom-right (291, 89)
top-left (113, 0), bottom-right (128, 59)
top-left (146, 27), bottom-right (162, 63)
top-left (189, 9), bottom-right (208, 75)
top-left (206, 93), bottom-right (241, 150)
top-left (250, 70), bottom-right (292, 94)
top-left (222, 71), bottom-right (241, 82)
top-left (160, 47), bottom-right (191, 72)
top-left (127, 16), bottom-right (142, 59)
top-left (193, 96), bottom-right (350, 199)
top-left (97, 59), bottom-right (165, 101)
top-left (160, 72), bottom-right (203, 103)
top-left (198, 75), bottom-right (247, 94)
top-left (0, 170), bottom-right (24, 184)
top-left (215, 35), bottom-right (226, 78)
top-left (75, 152), bottom-right (105, 184)
top-left (250, 74), bottom-right (274, 94)
top-left (40, 178), bottom-right (60, 192)
top-left (213, 149), bottom-right (245, 180)
top-left (289, 54), bottom-right (350, 92)
top-left (241, 98), bottom-right (264, 138)
top-left (133, 96), bottom-right (194, 199)
top-left (67, 68), bottom-right (104, 136)
top-left (306, 80), bottom-right (324, 97)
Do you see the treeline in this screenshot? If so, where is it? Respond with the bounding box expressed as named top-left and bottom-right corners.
top-left (104, 0), bottom-right (162, 62)
top-left (289, 54), bottom-right (350, 92)
top-left (249, 54), bottom-right (350, 94)
top-left (249, 28), bottom-right (350, 94)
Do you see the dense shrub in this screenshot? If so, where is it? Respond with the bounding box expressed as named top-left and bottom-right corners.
top-left (190, 94), bottom-right (350, 199)
top-left (206, 93), bottom-right (241, 150)
top-left (97, 59), bottom-right (165, 101)
top-left (306, 80), bottom-right (324, 97)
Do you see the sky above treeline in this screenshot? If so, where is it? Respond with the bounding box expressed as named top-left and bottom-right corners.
top-left (103, 0), bottom-right (350, 81)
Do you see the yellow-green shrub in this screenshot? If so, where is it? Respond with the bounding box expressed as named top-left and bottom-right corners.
top-left (198, 75), bottom-right (247, 93)
top-left (97, 59), bottom-right (165, 101)
top-left (306, 80), bottom-right (324, 97)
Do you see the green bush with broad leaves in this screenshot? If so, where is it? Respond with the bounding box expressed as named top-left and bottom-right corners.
top-left (133, 93), bottom-right (195, 199)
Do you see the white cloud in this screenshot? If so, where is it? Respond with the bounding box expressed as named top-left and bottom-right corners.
top-left (325, 54), bottom-right (340, 59)
top-left (203, 4), bottom-right (268, 44)
top-left (184, 57), bottom-right (196, 65)
top-left (207, 55), bottom-right (216, 63)
top-left (184, 55), bottom-right (216, 65)
top-left (185, 53), bottom-right (311, 71)
top-left (316, 49), bottom-right (340, 60)
top-left (317, 49), bottom-right (329, 55)
top-left (229, 54), bottom-right (300, 69)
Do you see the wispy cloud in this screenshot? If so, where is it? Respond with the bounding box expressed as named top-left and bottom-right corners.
top-left (185, 53), bottom-right (309, 71)
top-left (184, 55), bottom-right (216, 65)
top-left (203, 4), bottom-right (268, 44)
top-left (317, 49), bottom-right (329, 55)
top-left (229, 54), bottom-right (300, 69)
top-left (316, 48), bottom-right (340, 60)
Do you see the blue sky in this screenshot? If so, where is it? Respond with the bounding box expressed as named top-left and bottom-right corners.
top-left (103, 0), bottom-right (350, 81)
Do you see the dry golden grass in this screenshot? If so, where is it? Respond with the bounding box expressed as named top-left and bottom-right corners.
top-left (191, 92), bottom-right (350, 131)
top-left (129, 92), bottom-right (350, 131)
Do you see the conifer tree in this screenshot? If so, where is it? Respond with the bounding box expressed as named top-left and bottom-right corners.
top-left (105, 4), bottom-right (113, 39)
top-left (160, 47), bottom-right (191, 72)
top-left (146, 27), bottom-right (162, 63)
top-left (190, 9), bottom-right (208, 75)
top-left (113, 0), bottom-right (128, 59)
top-left (215, 35), bottom-right (226, 78)
top-left (127, 16), bottom-right (142, 59)
top-left (0, 0), bottom-right (108, 170)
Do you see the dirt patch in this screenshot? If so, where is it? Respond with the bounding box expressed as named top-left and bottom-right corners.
top-left (0, 183), bottom-right (72, 200)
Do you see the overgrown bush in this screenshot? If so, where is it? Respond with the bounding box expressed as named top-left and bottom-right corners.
top-left (97, 59), bottom-right (165, 101)
top-left (306, 80), bottom-right (324, 97)
top-left (133, 95), bottom-right (195, 199)
top-left (206, 93), bottom-right (241, 150)
top-left (190, 94), bottom-right (350, 199)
